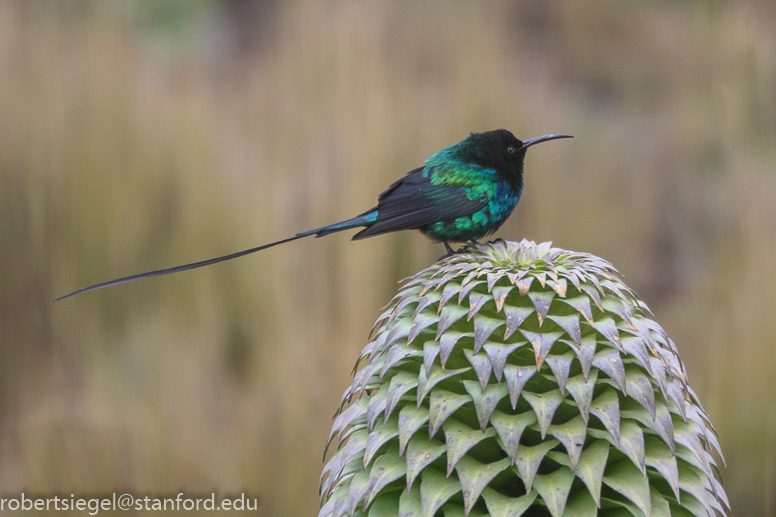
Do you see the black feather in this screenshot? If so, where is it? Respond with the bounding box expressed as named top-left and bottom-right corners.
top-left (352, 167), bottom-right (487, 240)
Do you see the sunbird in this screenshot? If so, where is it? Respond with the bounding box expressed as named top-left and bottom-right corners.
top-left (53, 129), bottom-right (572, 302)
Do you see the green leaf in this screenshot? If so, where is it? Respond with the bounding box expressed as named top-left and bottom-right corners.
top-left (520, 330), bottom-right (563, 369)
top-left (603, 460), bottom-right (652, 517)
top-left (480, 487), bottom-right (537, 517)
top-left (547, 414), bottom-right (587, 471)
top-left (503, 306), bottom-right (533, 339)
top-left (473, 314), bottom-right (505, 353)
top-left (399, 487), bottom-right (423, 517)
top-left (405, 435), bottom-right (446, 492)
top-left (423, 341), bottom-right (441, 375)
top-left (463, 350), bottom-right (494, 391)
top-left (522, 389), bottom-right (564, 438)
top-left (455, 456), bottom-right (511, 515)
top-left (347, 470), bottom-right (370, 515)
top-left (420, 467), bottom-right (461, 517)
top-left (644, 436), bottom-right (679, 500)
top-left (547, 313), bottom-right (581, 345)
top-left (439, 282), bottom-right (463, 312)
top-left (503, 364), bottom-right (537, 409)
top-left (677, 465), bottom-right (712, 516)
top-left (482, 342), bottom-right (522, 382)
top-left (593, 317), bottom-right (622, 350)
top-left (618, 419), bottom-right (646, 475)
top-left (624, 367), bottom-right (656, 420)
top-left (367, 492), bottom-right (401, 517)
top-left (386, 371), bottom-right (420, 421)
top-left (436, 305), bottom-right (470, 340)
top-left (381, 342), bottom-right (424, 375)
top-left (550, 277), bottom-right (567, 298)
top-left (648, 355), bottom-right (669, 397)
top-left (528, 290), bottom-right (555, 326)
top-left (534, 271), bottom-right (547, 288)
top-left (490, 410), bottom-right (537, 465)
top-left (643, 401), bottom-right (675, 453)
top-left (592, 348), bottom-right (626, 393)
top-left (532, 466), bottom-right (575, 517)
top-left (492, 285), bottom-right (514, 312)
top-left (649, 486), bottom-right (672, 517)
top-left (620, 335), bottom-right (653, 376)
top-left (600, 496), bottom-right (645, 517)
top-left (367, 384), bottom-right (390, 431)
top-left (365, 445), bottom-right (407, 509)
top-left (439, 331), bottom-right (472, 367)
top-left (322, 429), bottom-right (368, 497)
top-left (414, 288), bottom-right (443, 315)
top-left (442, 418), bottom-right (497, 475)
top-left (562, 489), bottom-right (598, 517)
top-left (672, 491), bottom-right (709, 517)
top-left (575, 439), bottom-right (609, 507)
top-left (516, 276), bottom-right (534, 296)
top-left (513, 439), bottom-right (560, 492)
top-left (384, 319), bottom-right (413, 351)
top-left (398, 405), bottom-right (430, 456)
top-left (459, 279), bottom-right (485, 304)
top-left (440, 503), bottom-right (490, 517)
top-left (329, 397), bottom-right (369, 451)
top-left (572, 334), bottom-right (597, 380)
top-left (559, 295), bottom-right (594, 325)
top-left (468, 292), bottom-right (492, 320)
top-left (321, 486), bottom-right (348, 517)
top-left (462, 380), bottom-right (509, 431)
top-left (417, 365), bottom-right (471, 408)
top-left (579, 282), bottom-right (603, 312)
top-left (589, 388), bottom-right (620, 446)
top-left (544, 351), bottom-right (575, 394)
top-left (428, 389), bottom-right (472, 438)
top-left (565, 370), bottom-right (598, 423)
top-left (364, 413), bottom-right (401, 468)
top-left (674, 420), bottom-right (712, 476)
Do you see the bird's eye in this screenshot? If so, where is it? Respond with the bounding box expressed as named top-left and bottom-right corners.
top-left (506, 146), bottom-right (516, 154)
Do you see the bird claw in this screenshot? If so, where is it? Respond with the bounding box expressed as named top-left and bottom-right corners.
top-left (457, 240), bottom-right (482, 253)
top-left (438, 240), bottom-right (483, 260)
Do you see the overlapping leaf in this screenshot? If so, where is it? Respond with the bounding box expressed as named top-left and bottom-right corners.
top-left (319, 240), bottom-right (729, 517)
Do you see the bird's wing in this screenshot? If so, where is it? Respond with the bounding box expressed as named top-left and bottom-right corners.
top-left (352, 167), bottom-right (488, 240)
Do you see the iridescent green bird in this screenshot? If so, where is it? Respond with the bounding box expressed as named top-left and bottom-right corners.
top-left (53, 129), bottom-right (572, 302)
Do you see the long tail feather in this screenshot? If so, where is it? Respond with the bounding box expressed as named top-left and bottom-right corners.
top-left (53, 210), bottom-right (380, 303)
top-left (52, 234), bottom-right (305, 303)
top-left (296, 210), bottom-right (377, 238)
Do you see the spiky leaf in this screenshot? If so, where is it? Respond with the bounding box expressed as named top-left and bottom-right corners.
top-left (320, 241), bottom-right (729, 517)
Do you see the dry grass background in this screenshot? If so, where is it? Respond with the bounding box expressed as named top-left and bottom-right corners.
top-left (1, 1), bottom-right (775, 515)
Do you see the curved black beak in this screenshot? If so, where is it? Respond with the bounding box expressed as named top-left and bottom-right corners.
top-left (520, 134), bottom-right (574, 150)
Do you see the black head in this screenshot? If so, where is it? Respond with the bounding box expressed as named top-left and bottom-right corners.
top-left (457, 129), bottom-right (573, 183)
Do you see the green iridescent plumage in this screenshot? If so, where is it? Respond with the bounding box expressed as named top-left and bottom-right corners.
top-left (53, 130), bottom-right (571, 302)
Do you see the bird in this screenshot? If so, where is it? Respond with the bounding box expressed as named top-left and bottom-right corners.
top-left (52, 129), bottom-right (572, 303)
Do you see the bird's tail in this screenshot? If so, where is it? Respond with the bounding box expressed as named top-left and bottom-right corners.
top-left (52, 210), bottom-right (379, 303)
top-left (295, 210), bottom-right (378, 238)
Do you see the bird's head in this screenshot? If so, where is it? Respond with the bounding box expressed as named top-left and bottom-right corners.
top-left (455, 129), bottom-right (573, 185)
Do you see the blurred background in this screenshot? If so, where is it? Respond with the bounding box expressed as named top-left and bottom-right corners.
top-left (1, 0), bottom-right (774, 515)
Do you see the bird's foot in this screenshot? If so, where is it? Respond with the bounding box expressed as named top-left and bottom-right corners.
top-left (438, 241), bottom-right (459, 260)
top-left (456, 240), bottom-right (482, 253)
